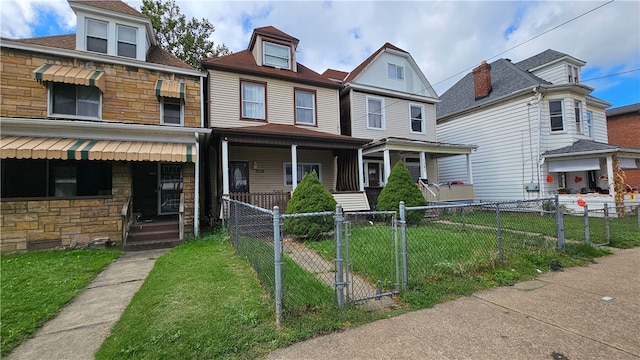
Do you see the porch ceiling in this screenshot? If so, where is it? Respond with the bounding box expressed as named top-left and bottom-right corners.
top-left (362, 137), bottom-right (477, 157)
top-left (214, 124), bottom-right (371, 150)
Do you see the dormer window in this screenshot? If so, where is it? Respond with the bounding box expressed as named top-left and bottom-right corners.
top-left (388, 63), bottom-right (404, 80)
top-left (86, 19), bottom-right (108, 54)
top-left (117, 24), bottom-right (137, 58)
top-left (568, 65), bottom-right (579, 83)
top-left (263, 42), bottom-right (290, 69)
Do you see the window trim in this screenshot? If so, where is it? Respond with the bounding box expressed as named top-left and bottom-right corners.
top-left (586, 110), bottom-right (594, 138)
top-left (574, 100), bottom-right (582, 134)
top-left (409, 103), bottom-right (426, 134)
top-left (86, 18), bottom-right (108, 54)
top-left (388, 63), bottom-right (404, 80)
top-left (239, 79), bottom-right (267, 121)
top-left (568, 64), bottom-right (580, 83)
top-left (283, 162), bottom-right (322, 186)
top-left (366, 96), bottom-right (385, 130)
top-left (160, 97), bottom-right (184, 126)
top-left (263, 41), bottom-right (291, 69)
top-left (116, 23), bottom-right (137, 58)
top-left (48, 82), bottom-right (102, 120)
top-left (549, 99), bottom-right (564, 133)
top-left (294, 88), bottom-right (317, 126)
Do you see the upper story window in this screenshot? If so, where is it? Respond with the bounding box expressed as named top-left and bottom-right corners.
top-left (366, 96), bottom-right (384, 130)
top-left (549, 100), bottom-right (564, 132)
top-left (117, 24), bottom-right (137, 58)
top-left (161, 98), bottom-right (183, 125)
top-left (50, 83), bottom-right (101, 119)
top-left (574, 100), bottom-right (582, 133)
top-left (586, 111), bottom-right (594, 138)
top-left (86, 19), bottom-right (108, 54)
top-left (410, 104), bottom-right (425, 134)
top-left (568, 65), bottom-right (580, 83)
top-left (263, 42), bottom-right (290, 69)
top-left (295, 89), bottom-right (316, 125)
top-left (388, 63), bottom-right (404, 80)
top-left (241, 80), bottom-right (266, 120)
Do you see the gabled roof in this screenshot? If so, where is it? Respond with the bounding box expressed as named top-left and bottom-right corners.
top-left (322, 69), bottom-right (349, 84)
top-left (69, 0), bottom-right (147, 19)
top-left (248, 26), bottom-right (299, 50)
top-left (343, 42), bottom-right (408, 83)
top-left (516, 49), bottom-right (585, 71)
top-left (8, 34), bottom-right (194, 70)
top-left (437, 58), bottom-right (550, 119)
top-left (606, 103), bottom-right (640, 118)
top-left (542, 139), bottom-right (640, 158)
top-left (201, 49), bottom-right (339, 88)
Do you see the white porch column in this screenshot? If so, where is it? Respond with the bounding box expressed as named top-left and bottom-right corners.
top-left (606, 155), bottom-right (614, 195)
top-left (419, 152), bottom-right (427, 180)
top-left (466, 153), bottom-right (474, 184)
top-left (222, 139), bottom-right (229, 195)
top-left (194, 134), bottom-right (199, 237)
top-left (291, 144), bottom-right (298, 192)
top-left (383, 149), bottom-right (391, 185)
top-left (358, 148), bottom-right (365, 191)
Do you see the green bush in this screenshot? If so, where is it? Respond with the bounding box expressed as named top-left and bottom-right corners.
top-left (284, 170), bottom-right (337, 239)
top-left (376, 161), bottom-right (426, 225)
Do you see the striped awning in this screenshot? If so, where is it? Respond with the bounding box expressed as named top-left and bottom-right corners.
top-left (1, 136), bottom-right (195, 163)
top-left (32, 64), bottom-right (106, 92)
top-left (156, 79), bottom-right (185, 99)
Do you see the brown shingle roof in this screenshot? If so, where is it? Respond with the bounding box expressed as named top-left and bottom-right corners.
top-left (69, 0), bottom-right (147, 19)
top-left (322, 69), bottom-right (348, 83)
top-left (202, 50), bottom-right (339, 88)
top-left (215, 123), bottom-right (371, 145)
top-left (249, 26), bottom-right (299, 50)
top-left (146, 46), bottom-right (195, 69)
top-left (344, 42), bottom-right (408, 83)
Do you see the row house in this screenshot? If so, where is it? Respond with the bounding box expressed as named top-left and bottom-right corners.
top-left (0, 0), bottom-right (209, 252)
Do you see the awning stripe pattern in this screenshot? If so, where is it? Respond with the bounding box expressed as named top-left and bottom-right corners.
top-left (156, 79), bottom-right (186, 99)
top-left (32, 64), bottom-right (106, 92)
top-left (1, 136), bottom-right (196, 163)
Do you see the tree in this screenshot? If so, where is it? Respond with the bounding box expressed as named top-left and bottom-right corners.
top-left (284, 170), bottom-right (337, 240)
top-left (141, 0), bottom-right (230, 68)
top-left (376, 161), bottom-right (427, 225)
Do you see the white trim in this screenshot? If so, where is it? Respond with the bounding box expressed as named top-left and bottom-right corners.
top-left (294, 89), bottom-right (316, 125)
top-left (366, 95), bottom-right (385, 130)
top-left (160, 97), bottom-right (184, 126)
top-left (364, 160), bottom-right (383, 187)
top-left (387, 63), bottom-right (404, 80)
top-left (346, 83), bottom-right (440, 103)
top-left (116, 23), bottom-right (137, 59)
top-left (48, 82), bottom-right (103, 120)
top-left (284, 161), bottom-right (322, 186)
top-left (263, 41), bottom-right (291, 69)
top-left (409, 103), bottom-right (426, 134)
top-left (549, 99), bottom-right (565, 133)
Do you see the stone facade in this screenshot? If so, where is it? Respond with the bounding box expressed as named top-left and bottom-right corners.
top-left (0, 48), bottom-right (201, 127)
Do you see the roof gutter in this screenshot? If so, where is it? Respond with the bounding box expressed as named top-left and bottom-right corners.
top-left (344, 83), bottom-right (440, 103)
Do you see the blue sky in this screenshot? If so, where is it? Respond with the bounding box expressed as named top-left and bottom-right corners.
top-left (2, 0), bottom-right (638, 109)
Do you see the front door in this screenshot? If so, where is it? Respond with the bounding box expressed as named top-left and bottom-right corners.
top-left (159, 163), bottom-right (183, 215)
top-left (367, 162), bottom-right (381, 187)
top-left (230, 161), bottom-right (249, 193)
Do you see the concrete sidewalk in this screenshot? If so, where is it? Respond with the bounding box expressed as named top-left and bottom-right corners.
top-left (8, 248), bottom-right (169, 360)
top-left (268, 247), bottom-right (640, 360)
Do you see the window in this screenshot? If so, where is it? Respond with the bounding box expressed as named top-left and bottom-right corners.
top-left (161, 98), bottom-right (183, 125)
top-left (241, 81), bottom-right (266, 120)
top-left (117, 24), bottom-right (137, 58)
top-left (367, 97), bottom-right (384, 129)
top-left (405, 157), bottom-right (421, 182)
top-left (410, 104), bottom-right (425, 133)
top-left (284, 163), bottom-right (320, 186)
top-left (51, 83), bottom-right (101, 118)
top-left (574, 100), bottom-right (582, 133)
top-left (549, 100), bottom-right (564, 132)
top-left (568, 65), bottom-right (579, 83)
top-left (263, 42), bottom-right (290, 69)
top-left (388, 63), bottom-right (404, 80)
top-left (86, 19), bottom-right (108, 54)
top-left (586, 111), bottom-right (594, 138)
top-left (1, 159), bottom-right (112, 198)
top-left (295, 89), bottom-right (315, 125)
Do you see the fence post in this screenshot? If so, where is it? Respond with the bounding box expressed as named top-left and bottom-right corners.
top-left (232, 201), bottom-right (239, 248)
top-left (604, 203), bottom-right (611, 244)
top-left (273, 206), bottom-right (283, 325)
top-left (556, 195), bottom-right (565, 252)
top-left (496, 203), bottom-right (503, 264)
top-left (399, 201), bottom-right (408, 291)
top-left (583, 204), bottom-right (590, 246)
top-left (334, 204), bottom-right (345, 307)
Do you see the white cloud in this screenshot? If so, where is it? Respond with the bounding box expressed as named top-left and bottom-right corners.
top-left (1, 0), bottom-right (75, 38)
top-left (2, 0), bottom-right (638, 100)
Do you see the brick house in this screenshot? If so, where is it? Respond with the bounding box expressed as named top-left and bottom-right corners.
top-left (0, 0), bottom-right (209, 252)
top-left (607, 103), bottom-right (640, 189)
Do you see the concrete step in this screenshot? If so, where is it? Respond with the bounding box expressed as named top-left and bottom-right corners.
top-left (127, 229), bottom-right (179, 242)
top-left (124, 239), bottom-right (182, 251)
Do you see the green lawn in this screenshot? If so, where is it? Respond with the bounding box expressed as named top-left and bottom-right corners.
top-left (1, 248), bottom-right (122, 357)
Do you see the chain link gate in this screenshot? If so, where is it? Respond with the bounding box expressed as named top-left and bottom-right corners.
top-left (342, 211), bottom-right (400, 304)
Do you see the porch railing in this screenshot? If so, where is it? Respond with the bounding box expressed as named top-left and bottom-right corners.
top-left (419, 182), bottom-right (475, 202)
top-left (230, 191), bottom-right (291, 210)
top-left (179, 193), bottom-right (185, 241)
top-left (120, 195), bottom-right (133, 246)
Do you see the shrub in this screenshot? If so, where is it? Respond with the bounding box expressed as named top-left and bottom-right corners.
top-left (284, 170), bottom-right (337, 239)
top-left (376, 161), bottom-right (426, 225)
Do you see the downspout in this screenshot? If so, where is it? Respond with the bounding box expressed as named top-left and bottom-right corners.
top-left (194, 132), bottom-right (200, 237)
top-left (529, 86), bottom-right (543, 199)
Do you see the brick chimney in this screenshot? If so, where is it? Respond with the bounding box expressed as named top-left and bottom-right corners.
top-left (472, 60), bottom-right (492, 100)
